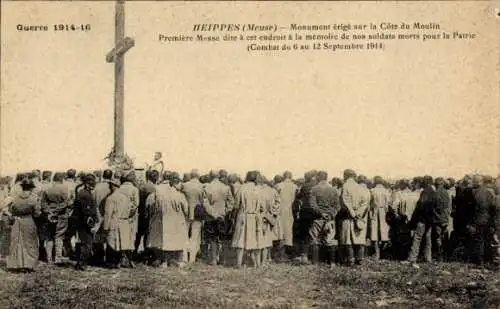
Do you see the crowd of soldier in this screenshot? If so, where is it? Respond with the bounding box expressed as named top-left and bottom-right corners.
top-left (0, 168), bottom-right (498, 272)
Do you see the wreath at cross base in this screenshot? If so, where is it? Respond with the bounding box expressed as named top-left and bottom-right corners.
top-left (104, 147), bottom-right (134, 171)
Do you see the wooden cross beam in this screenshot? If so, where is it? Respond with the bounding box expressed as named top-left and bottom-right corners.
top-left (106, 0), bottom-right (135, 159)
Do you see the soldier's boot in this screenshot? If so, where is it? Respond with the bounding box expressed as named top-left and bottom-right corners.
top-left (355, 245), bottom-right (365, 265)
top-left (491, 235), bottom-right (500, 270)
top-left (328, 246), bottom-right (337, 268)
top-left (174, 251), bottom-right (185, 268)
top-left (119, 252), bottom-right (133, 268)
top-left (435, 246), bottom-right (444, 262)
top-left (127, 251), bottom-right (135, 268)
top-left (299, 243), bottom-right (310, 264)
top-left (277, 245), bottom-right (287, 263)
top-left (92, 244), bottom-right (106, 266)
top-left (311, 244), bottom-right (320, 265)
top-left (74, 263), bottom-right (86, 271)
top-left (346, 246), bottom-right (355, 266)
top-left (45, 240), bottom-right (54, 264)
top-left (63, 238), bottom-right (73, 258)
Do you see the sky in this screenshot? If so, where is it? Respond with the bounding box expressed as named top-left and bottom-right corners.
top-left (1, 1), bottom-right (498, 179)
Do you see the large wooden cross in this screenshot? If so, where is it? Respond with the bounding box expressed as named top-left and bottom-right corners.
top-left (106, 0), bottom-right (134, 160)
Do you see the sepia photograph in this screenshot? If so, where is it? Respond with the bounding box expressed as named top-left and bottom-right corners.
top-left (0, 1), bottom-right (499, 308)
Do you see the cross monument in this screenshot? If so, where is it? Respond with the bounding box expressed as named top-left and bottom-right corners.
top-left (106, 0), bottom-right (135, 163)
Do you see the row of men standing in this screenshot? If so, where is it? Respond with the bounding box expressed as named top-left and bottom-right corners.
top-left (138, 169), bottom-right (282, 268)
top-left (3, 167), bottom-right (498, 270)
top-left (136, 168), bottom-right (400, 268)
top-left (1, 169), bottom-right (144, 270)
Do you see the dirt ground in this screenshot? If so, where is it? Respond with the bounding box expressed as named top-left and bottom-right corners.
top-left (0, 259), bottom-right (498, 309)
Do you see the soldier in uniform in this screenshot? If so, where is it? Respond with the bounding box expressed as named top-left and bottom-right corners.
top-left (260, 176), bottom-right (280, 265)
top-left (40, 172), bottom-right (70, 264)
top-left (94, 170), bottom-right (113, 209)
top-left (63, 169), bottom-right (78, 258)
top-left (433, 178), bottom-right (451, 262)
top-left (467, 175), bottom-right (495, 266)
top-left (452, 176), bottom-right (474, 261)
top-left (181, 169), bottom-right (205, 264)
top-left (390, 179), bottom-right (416, 260)
top-left (491, 184), bottom-right (500, 270)
top-left (275, 171), bottom-right (298, 261)
top-left (369, 176), bottom-right (392, 260)
top-left (202, 170), bottom-right (234, 265)
top-left (231, 171), bottom-right (265, 268)
top-left (294, 171), bottom-right (318, 263)
top-left (339, 170), bottom-right (368, 266)
top-left (116, 170), bottom-right (139, 268)
top-left (103, 177), bottom-right (137, 268)
top-left (72, 174), bottom-right (100, 271)
top-left (444, 178), bottom-right (456, 260)
top-left (147, 173), bottom-right (189, 268)
top-left (356, 175), bottom-right (371, 264)
top-left (92, 169), bottom-right (113, 266)
top-left (402, 176), bottom-right (436, 268)
top-left (307, 171), bottom-right (340, 266)
top-left (134, 170), bottom-right (158, 262)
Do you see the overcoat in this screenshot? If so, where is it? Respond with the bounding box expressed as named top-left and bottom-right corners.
top-left (103, 190), bottom-right (135, 251)
top-left (7, 192), bottom-right (41, 270)
top-left (275, 179), bottom-right (297, 246)
top-left (471, 187), bottom-right (495, 227)
top-left (368, 184), bottom-right (391, 241)
top-left (93, 182), bottom-right (111, 244)
top-left (147, 185), bottom-right (189, 251)
top-left (117, 182), bottom-right (139, 236)
top-left (261, 185), bottom-right (280, 247)
top-left (339, 179), bottom-right (368, 245)
top-left (203, 179), bottom-right (234, 220)
top-left (137, 181), bottom-right (156, 236)
top-left (231, 182), bottom-right (265, 250)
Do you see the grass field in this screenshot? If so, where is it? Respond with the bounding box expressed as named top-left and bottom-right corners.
top-left (0, 259), bottom-right (498, 309)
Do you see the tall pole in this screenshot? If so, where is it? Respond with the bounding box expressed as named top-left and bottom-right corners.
top-left (114, 0), bottom-right (125, 158)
